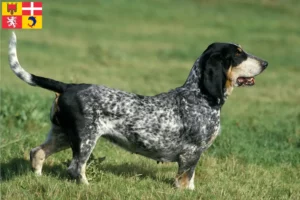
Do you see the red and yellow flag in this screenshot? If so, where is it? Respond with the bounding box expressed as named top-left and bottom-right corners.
top-left (2, 2), bottom-right (43, 29)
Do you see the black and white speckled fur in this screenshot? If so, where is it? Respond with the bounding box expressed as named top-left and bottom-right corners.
top-left (8, 32), bottom-right (268, 189)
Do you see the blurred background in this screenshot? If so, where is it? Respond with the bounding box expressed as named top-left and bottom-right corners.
top-left (1, 0), bottom-right (299, 199)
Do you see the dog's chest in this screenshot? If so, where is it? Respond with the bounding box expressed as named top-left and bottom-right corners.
top-left (193, 109), bottom-right (221, 150)
top-left (202, 123), bottom-right (220, 149)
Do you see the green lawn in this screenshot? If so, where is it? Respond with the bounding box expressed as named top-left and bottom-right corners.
top-left (1, 0), bottom-right (300, 199)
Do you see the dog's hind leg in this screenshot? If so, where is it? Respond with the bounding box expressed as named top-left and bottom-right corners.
top-left (175, 150), bottom-right (202, 190)
top-left (67, 130), bottom-right (99, 185)
top-left (30, 124), bottom-right (69, 175)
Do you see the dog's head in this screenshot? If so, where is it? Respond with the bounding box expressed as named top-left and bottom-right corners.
top-left (196, 43), bottom-right (268, 105)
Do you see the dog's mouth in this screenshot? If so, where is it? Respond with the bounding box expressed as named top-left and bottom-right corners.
top-left (237, 77), bottom-right (255, 86)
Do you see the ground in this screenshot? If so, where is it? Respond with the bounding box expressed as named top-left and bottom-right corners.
top-left (1, 0), bottom-right (300, 199)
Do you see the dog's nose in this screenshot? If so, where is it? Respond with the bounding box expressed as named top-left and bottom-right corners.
top-left (261, 61), bottom-right (268, 68)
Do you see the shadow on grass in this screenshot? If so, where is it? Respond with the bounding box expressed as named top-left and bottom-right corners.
top-left (1, 156), bottom-right (174, 185)
top-left (0, 158), bottom-right (31, 181)
top-left (42, 162), bottom-right (70, 180)
top-left (0, 157), bottom-right (68, 182)
top-left (99, 162), bottom-right (174, 186)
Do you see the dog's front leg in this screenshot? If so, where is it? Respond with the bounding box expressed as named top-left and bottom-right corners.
top-left (175, 150), bottom-right (201, 190)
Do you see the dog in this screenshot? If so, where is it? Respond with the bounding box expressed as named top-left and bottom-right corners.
top-left (8, 32), bottom-right (267, 190)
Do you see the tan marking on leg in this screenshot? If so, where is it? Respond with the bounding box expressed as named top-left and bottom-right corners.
top-left (175, 171), bottom-right (190, 189)
top-left (30, 148), bottom-right (46, 176)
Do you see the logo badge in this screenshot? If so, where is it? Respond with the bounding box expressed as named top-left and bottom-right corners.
top-left (2, 2), bottom-right (43, 29)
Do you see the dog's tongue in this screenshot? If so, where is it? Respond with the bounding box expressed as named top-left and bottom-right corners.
top-left (237, 77), bottom-right (255, 86)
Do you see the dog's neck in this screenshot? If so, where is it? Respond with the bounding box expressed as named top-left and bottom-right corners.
top-left (181, 57), bottom-right (233, 107)
top-left (182, 58), bottom-right (202, 90)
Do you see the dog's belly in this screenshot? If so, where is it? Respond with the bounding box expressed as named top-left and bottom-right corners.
top-left (99, 119), bottom-right (183, 162)
top-left (102, 133), bottom-right (179, 162)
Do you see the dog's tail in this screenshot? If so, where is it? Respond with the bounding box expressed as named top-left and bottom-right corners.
top-left (8, 32), bottom-right (68, 93)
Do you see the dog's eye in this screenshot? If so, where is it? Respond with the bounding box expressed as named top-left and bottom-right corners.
top-left (236, 48), bottom-right (243, 56)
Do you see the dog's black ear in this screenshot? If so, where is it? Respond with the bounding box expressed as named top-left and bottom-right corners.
top-left (202, 53), bottom-right (226, 104)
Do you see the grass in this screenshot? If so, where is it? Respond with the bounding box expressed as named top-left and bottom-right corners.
top-left (1, 0), bottom-right (300, 199)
